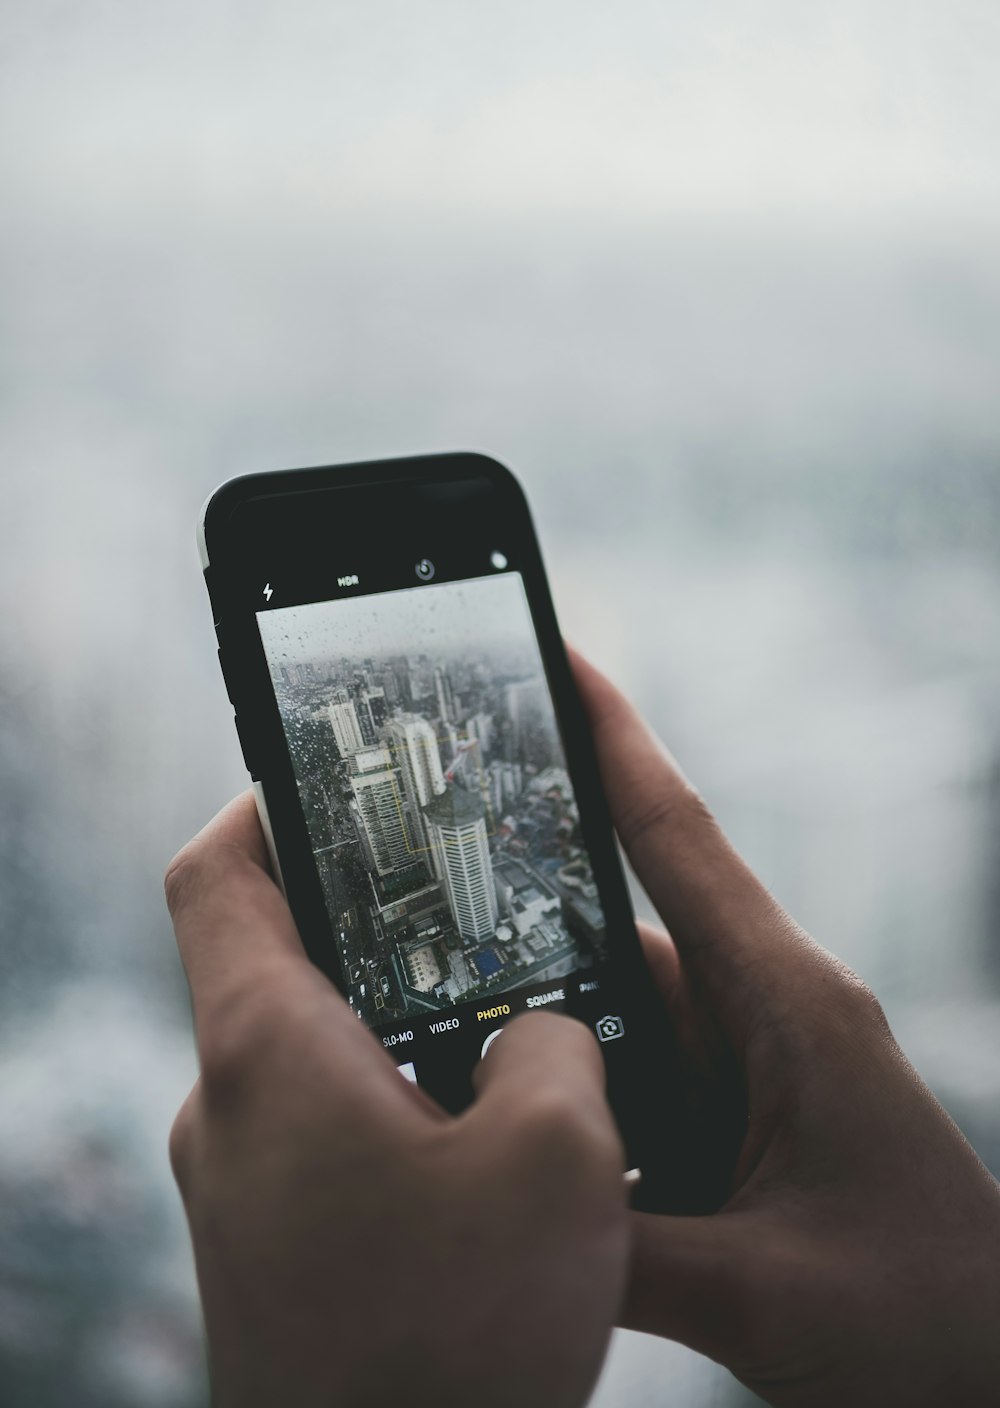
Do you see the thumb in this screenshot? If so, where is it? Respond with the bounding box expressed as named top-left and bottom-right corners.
top-left (468, 1011), bottom-right (626, 1180)
top-left (165, 791), bottom-right (312, 1048)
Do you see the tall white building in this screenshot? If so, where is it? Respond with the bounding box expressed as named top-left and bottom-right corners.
top-left (350, 747), bottom-right (411, 876)
top-left (423, 785), bottom-right (498, 943)
top-left (328, 693), bottom-right (366, 757)
top-left (489, 759), bottom-right (523, 817)
top-left (465, 711), bottom-right (494, 757)
top-left (386, 714), bottom-right (446, 855)
top-left (505, 676), bottom-right (555, 765)
top-left (434, 666), bottom-right (456, 724)
top-left (356, 687), bottom-right (387, 745)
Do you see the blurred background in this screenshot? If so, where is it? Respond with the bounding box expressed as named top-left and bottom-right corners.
top-left (2, 2), bottom-right (1000, 1403)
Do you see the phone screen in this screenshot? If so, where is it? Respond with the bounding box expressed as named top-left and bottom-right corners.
top-left (256, 568), bottom-right (620, 1082)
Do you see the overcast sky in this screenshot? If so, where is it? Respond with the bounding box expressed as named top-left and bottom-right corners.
top-left (4, 1), bottom-right (999, 226)
top-left (257, 571), bottom-right (542, 669)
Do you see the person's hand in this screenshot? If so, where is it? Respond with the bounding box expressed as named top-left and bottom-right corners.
top-left (572, 651), bottom-right (1000, 1408)
top-left (165, 793), bottom-right (629, 1408)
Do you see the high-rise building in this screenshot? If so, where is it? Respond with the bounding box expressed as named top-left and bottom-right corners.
top-left (390, 658), bottom-right (413, 707)
top-left (489, 759), bottom-right (523, 817)
top-left (465, 711), bottom-right (494, 758)
top-left (434, 666), bottom-right (456, 724)
top-left (350, 686), bottom-right (387, 748)
top-left (362, 687), bottom-right (387, 731)
top-left (350, 748), bottom-right (411, 875)
top-left (505, 677), bottom-right (556, 768)
top-left (328, 694), bottom-right (366, 757)
top-left (441, 721), bottom-right (460, 771)
top-left (355, 700), bottom-right (376, 748)
top-left (422, 785), bottom-right (498, 943)
top-left (386, 714), bottom-right (446, 859)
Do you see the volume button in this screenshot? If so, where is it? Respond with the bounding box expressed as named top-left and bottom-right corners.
top-left (233, 712), bottom-right (256, 777)
top-left (218, 647), bottom-right (236, 704)
top-left (203, 564), bottom-right (222, 626)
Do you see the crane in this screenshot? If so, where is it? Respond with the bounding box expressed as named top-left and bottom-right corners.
top-left (443, 737), bottom-right (478, 782)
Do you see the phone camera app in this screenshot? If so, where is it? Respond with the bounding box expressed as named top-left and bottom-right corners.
top-left (258, 571), bottom-right (610, 1034)
top-left (595, 1014), bottom-right (625, 1042)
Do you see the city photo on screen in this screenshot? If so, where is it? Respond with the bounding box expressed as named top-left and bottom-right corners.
top-left (257, 573), bottom-right (609, 1026)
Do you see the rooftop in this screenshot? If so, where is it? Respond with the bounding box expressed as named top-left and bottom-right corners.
top-left (422, 783), bottom-right (485, 829)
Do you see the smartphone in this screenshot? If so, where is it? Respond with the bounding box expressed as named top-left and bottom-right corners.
top-left (199, 453), bottom-right (700, 1211)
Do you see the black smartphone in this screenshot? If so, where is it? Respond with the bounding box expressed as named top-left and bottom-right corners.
top-left (199, 452), bottom-right (697, 1211)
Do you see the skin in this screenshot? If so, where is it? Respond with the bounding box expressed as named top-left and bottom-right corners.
top-left (570, 648), bottom-right (1000, 1407)
top-left (167, 653), bottom-right (1000, 1407)
top-left (165, 793), bottom-right (630, 1408)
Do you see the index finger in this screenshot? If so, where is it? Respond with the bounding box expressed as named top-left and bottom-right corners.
top-left (570, 649), bottom-right (817, 1039)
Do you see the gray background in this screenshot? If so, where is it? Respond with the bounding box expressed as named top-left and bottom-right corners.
top-left (1, 3), bottom-right (999, 1404)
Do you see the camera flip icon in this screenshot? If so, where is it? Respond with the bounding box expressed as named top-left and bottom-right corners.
top-left (595, 1014), bottom-right (625, 1043)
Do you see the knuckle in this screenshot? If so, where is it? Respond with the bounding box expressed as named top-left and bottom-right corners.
top-left (197, 988), bottom-right (285, 1103)
top-left (781, 951), bottom-right (894, 1064)
top-left (846, 974), bottom-right (888, 1028)
top-left (163, 845), bottom-right (201, 916)
top-left (746, 948), bottom-right (893, 1073)
top-left (856, 977), bottom-right (881, 1012)
top-left (824, 958), bottom-right (890, 1030)
top-left (197, 1028), bottom-right (247, 1102)
top-left (168, 1094), bottom-right (198, 1192)
top-left (616, 783), bottom-right (715, 853)
top-left (164, 838), bottom-right (261, 919)
top-left (198, 1027), bottom-right (254, 1104)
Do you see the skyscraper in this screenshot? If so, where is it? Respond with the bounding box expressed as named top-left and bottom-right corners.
top-left (354, 687), bottom-right (387, 747)
top-left (350, 747), bottom-right (411, 876)
top-left (505, 676), bottom-right (556, 767)
top-left (364, 687), bottom-right (387, 730)
top-left (434, 666), bottom-right (456, 724)
top-left (386, 714), bottom-right (446, 856)
top-left (489, 759), bottom-right (523, 817)
top-left (422, 785), bottom-right (498, 943)
top-left (465, 711), bottom-right (494, 758)
top-left (328, 692), bottom-right (366, 757)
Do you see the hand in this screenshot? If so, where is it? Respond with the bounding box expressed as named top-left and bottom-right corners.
top-left (572, 651), bottom-right (1000, 1408)
top-left (165, 793), bottom-right (629, 1408)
